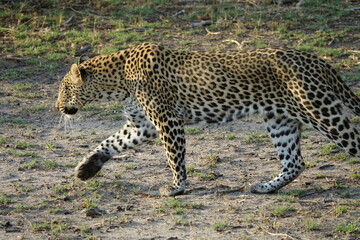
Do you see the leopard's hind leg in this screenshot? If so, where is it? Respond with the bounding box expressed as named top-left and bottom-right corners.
top-left (250, 113), bottom-right (305, 193)
top-left (301, 104), bottom-right (360, 158)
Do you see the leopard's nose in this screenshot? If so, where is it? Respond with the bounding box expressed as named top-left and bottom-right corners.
top-left (64, 107), bottom-right (78, 115)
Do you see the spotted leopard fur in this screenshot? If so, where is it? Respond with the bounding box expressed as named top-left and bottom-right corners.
top-left (56, 43), bottom-right (360, 196)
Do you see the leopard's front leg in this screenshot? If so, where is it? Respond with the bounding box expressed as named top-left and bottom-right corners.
top-left (75, 101), bottom-right (157, 180)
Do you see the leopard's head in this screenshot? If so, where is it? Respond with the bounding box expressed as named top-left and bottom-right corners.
top-left (56, 52), bottom-right (131, 116)
top-left (56, 63), bottom-right (90, 115)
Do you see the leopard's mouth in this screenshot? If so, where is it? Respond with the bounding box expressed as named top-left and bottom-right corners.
top-left (56, 104), bottom-right (78, 115)
top-left (63, 107), bottom-right (78, 115)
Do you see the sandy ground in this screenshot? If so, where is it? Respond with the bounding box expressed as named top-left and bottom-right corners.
top-left (0, 53), bottom-right (359, 240)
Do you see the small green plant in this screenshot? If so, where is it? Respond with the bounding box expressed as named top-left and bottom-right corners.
top-left (15, 204), bottom-right (32, 212)
top-left (63, 161), bottom-right (77, 168)
top-left (180, 40), bottom-right (199, 46)
top-left (271, 205), bottom-right (296, 217)
top-left (49, 221), bottom-right (67, 236)
top-left (14, 92), bottom-right (42, 98)
top-left (334, 205), bottom-right (348, 216)
top-left (166, 198), bottom-right (184, 208)
top-left (108, 114), bottom-right (122, 121)
top-left (334, 183), bottom-right (348, 189)
top-left (79, 225), bottom-right (92, 234)
top-left (301, 133), bottom-right (309, 139)
top-left (174, 216), bottom-right (190, 226)
top-left (49, 208), bottom-right (62, 214)
top-left (82, 198), bottom-right (98, 209)
top-left (350, 169), bottom-right (360, 179)
top-left (244, 214), bottom-right (255, 222)
top-left (225, 134), bottom-right (236, 140)
top-left (187, 201), bottom-right (204, 209)
top-left (280, 189), bottom-right (306, 197)
top-left (339, 191), bottom-right (351, 198)
top-left (331, 153), bottom-right (347, 161)
top-left (45, 143), bottom-right (55, 151)
top-left (20, 158), bottom-right (39, 169)
top-left (334, 223), bottom-right (359, 234)
top-left (0, 137), bottom-right (9, 144)
top-left (43, 160), bottom-right (59, 169)
top-left (197, 135), bottom-right (205, 140)
top-left (106, 103), bottom-right (123, 111)
top-left (52, 184), bottom-right (70, 194)
top-left (13, 83), bottom-right (32, 91)
top-left (193, 171), bottom-right (216, 180)
top-left (213, 222), bottom-right (227, 232)
top-left (117, 216), bottom-right (131, 225)
top-left (131, 186), bottom-right (141, 195)
top-left (274, 194), bottom-right (296, 203)
top-left (205, 154), bottom-right (220, 168)
top-left (31, 222), bottom-right (51, 232)
top-left (44, 52), bottom-right (67, 61)
top-left (174, 207), bottom-right (184, 215)
top-left (0, 118), bottom-right (27, 127)
top-left (187, 166), bottom-right (195, 174)
top-left (84, 181), bottom-right (104, 191)
top-left (0, 193), bottom-right (11, 205)
top-left (348, 158), bottom-right (360, 164)
top-left (156, 206), bottom-right (166, 213)
top-left (6, 149), bottom-right (37, 157)
top-left (318, 143), bottom-right (337, 156)
top-left (304, 218), bottom-right (321, 231)
top-left (243, 132), bottom-right (270, 143)
top-left (305, 160), bottom-right (317, 168)
top-left (22, 105), bottom-right (46, 112)
top-left (315, 173), bottom-right (328, 179)
top-left (15, 142), bottom-right (32, 149)
top-left (185, 127), bottom-right (202, 135)
top-left (152, 138), bottom-right (162, 145)
top-left (124, 164), bottom-right (137, 170)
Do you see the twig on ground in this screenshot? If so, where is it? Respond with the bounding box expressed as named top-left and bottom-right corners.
top-left (222, 39), bottom-right (245, 50)
top-left (328, 38), bottom-right (336, 46)
top-left (205, 28), bottom-right (221, 35)
top-left (189, 20), bottom-right (212, 28)
top-left (61, 15), bottom-right (75, 27)
top-left (173, 9), bottom-right (185, 17)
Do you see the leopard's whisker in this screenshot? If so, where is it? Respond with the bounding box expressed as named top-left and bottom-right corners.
top-left (57, 114), bottom-right (74, 132)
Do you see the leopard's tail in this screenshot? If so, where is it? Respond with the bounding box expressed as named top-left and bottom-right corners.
top-left (328, 67), bottom-right (360, 116)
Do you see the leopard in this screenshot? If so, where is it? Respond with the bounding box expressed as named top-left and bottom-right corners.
top-left (56, 42), bottom-right (360, 196)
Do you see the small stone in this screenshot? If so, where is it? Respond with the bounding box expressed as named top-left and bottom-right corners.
top-left (54, 143), bottom-right (64, 149)
top-left (85, 207), bottom-right (106, 218)
top-left (117, 205), bottom-right (134, 211)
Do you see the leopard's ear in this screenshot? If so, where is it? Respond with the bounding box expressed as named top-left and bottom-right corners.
top-left (79, 53), bottom-right (100, 64)
top-left (69, 64), bottom-right (85, 86)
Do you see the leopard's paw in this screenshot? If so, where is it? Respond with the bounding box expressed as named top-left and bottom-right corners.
top-left (75, 153), bottom-right (110, 181)
top-left (159, 185), bottom-right (185, 197)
